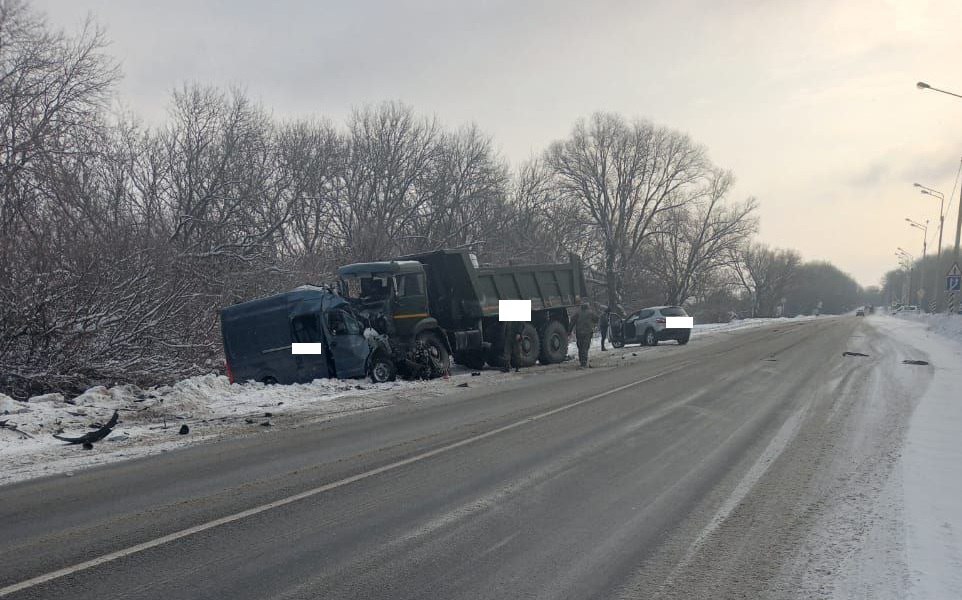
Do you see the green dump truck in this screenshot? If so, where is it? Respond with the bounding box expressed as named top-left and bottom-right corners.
top-left (337, 249), bottom-right (588, 374)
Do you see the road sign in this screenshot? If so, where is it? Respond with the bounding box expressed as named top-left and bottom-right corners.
top-left (947, 262), bottom-right (962, 292)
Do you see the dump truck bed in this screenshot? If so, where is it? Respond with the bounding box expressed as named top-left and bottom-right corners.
top-left (397, 250), bottom-right (586, 328)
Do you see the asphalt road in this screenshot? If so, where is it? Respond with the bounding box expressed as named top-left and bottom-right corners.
top-left (0, 316), bottom-right (925, 599)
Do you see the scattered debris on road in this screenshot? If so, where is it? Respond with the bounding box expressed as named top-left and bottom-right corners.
top-left (902, 359), bottom-right (929, 366)
top-left (842, 351), bottom-right (870, 357)
top-left (52, 410), bottom-right (119, 449)
top-left (178, 424), bottom-right (190, 435)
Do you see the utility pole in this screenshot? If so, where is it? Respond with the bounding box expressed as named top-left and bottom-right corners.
top-left (956, 170), bottom-right (962, 264)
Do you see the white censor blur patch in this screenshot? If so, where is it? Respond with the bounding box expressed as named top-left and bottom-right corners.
top-left (665, 316), bottom-right (693, 329)
top-left (291, 342), bottom-right (323, 354)
top-left (499, 299), bottom-right (531, 321)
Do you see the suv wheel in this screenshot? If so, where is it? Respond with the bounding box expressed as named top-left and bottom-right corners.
top-left (643, 328), bottom-right (658, 346)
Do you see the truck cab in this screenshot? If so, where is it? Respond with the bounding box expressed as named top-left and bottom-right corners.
top-left (338, 260), bottom-right (431, 340)
top-left (338, 261), bottom-right (450, 377)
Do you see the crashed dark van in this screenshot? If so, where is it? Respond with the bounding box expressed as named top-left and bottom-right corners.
top-left (220, 286), bottom-right (396, 385)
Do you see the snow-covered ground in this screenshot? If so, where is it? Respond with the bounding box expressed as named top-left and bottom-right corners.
top-left (882, 313), bottom-right (962, 597)
top-left (813, 313), bottom-right (962, 598)
top-left (0, 376), bottom-right (435, 485)
top-left (1, 314), bottom-right (816, 486)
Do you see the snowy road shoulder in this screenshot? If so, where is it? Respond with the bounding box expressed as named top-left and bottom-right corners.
top-left (1, 315), bottom-right (818, 487)
top-left (871, 315), bottom-right (962, 598)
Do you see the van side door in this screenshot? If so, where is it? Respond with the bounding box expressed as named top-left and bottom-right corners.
top-left (324, 309), bottom-right (370, 379)
top-left (290, 313), bottom-right (331, 382)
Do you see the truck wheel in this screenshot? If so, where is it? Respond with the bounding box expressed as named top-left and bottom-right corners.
top-left (369, 353), bottom-right (397, 383)
top-left (518, 323), bottom-right (540, 368)
top-left (539, 320), bottom-right (568, 364)
top-left (417, 331), bottom-right (450, 378)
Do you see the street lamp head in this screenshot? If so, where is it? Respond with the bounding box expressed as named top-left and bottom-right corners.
top-left (917, 81), bottom-right (931, 90)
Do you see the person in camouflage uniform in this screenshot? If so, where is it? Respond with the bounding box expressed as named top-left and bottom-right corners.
top-left (568, 301), bottom-right (597, 368)
top-left (500, 321), bottom-right (523, 373)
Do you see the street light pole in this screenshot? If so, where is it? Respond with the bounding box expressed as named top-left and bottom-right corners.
top-left (917, 81), bottom-right (962, 99)
top-left (914, 184), bottom-right (945, 310)
top-left (907, 219), bottom-right (929, 309)
top-left (898, 247), bottom-right (915, 305)
top-left (915, 84), bottom-right (962, 264)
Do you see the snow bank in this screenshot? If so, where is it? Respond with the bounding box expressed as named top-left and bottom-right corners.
top-left (0, 374), bottom-right (422, 485)
top-left (892, 312), bottom-right (962, 346)
top-left (691, 315), bottom-right (816, 336)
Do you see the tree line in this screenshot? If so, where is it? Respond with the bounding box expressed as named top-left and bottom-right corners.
top-left (0, 1), bottom-right (868, 397)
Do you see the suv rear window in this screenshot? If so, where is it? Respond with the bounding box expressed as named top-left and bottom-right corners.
top-left (660, 307), bottom-right (688, 317)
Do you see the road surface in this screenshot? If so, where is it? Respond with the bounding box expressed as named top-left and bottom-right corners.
top-left (0, 317), bottom-right (927, 599)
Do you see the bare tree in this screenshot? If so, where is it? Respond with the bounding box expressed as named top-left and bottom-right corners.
top-left (730, 244), bottom-right (801, 317)
top-left (406, 124), bottom-right (508, 254)
top-left (546, 112), bottom-right (710, 308)
top-left (0, 0), bottom-right (118, 235)
top-left (331, 102), bottom-right (440, 261)
top-left (646, 170), bottom-right (758, 305)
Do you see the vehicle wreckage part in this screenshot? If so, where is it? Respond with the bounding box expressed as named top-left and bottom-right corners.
top-left (415, 331), bottom-right (449, 378)
top-left (52, 410), bottom-right (119, 446)
top-left (369, 353), bottom-right (398, 383)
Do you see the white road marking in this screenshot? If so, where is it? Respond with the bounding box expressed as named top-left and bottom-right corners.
top-left (0, 362), bottom-right (691, 597)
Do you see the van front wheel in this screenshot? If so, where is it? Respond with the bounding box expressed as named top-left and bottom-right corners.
top-left (369, 354), bottom-right (397, 383)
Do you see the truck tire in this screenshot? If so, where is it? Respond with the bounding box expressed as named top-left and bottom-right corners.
top-left (517, 323), bottom-right (540, 368)
top-left (417, 330), bottom-right (450, 378)
top-left (539, 320), bottom-right (568, 364)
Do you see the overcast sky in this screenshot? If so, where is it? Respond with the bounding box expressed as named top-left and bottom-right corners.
top-left (33, 0), bottom-right (962, 287)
